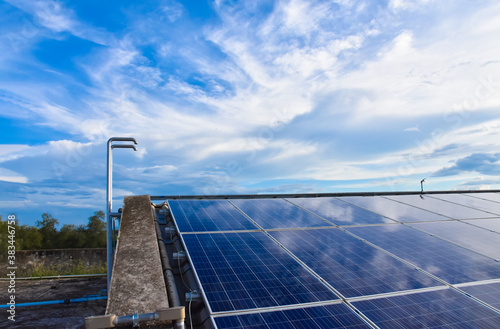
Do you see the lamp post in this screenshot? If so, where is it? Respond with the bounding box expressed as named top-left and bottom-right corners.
top-left (106, 137), bottom-right (138, 289)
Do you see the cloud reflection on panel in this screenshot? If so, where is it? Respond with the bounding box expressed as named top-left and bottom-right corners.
top-left (338, 196), bottom-right (451, 222)
top-left (287, 197), bottom-right (395, 225)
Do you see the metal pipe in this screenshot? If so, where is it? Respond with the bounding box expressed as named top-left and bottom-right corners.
top-left (0, 296), bottom-right (107, 308)
top-left (113, 312), bottom-right (158, 325)
top-left (106, 137), bottom-right (137, 289)
top-left (152, 207), bottom-right (184, 329)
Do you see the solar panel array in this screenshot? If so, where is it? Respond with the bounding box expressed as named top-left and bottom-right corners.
top-left (167, 193), bottom-right (500, 328)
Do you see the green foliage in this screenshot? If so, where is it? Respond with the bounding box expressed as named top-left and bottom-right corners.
top-left (57, 224), bottom-right (87, 249)
top-left (20, 260), bottom-right (107, 277)
top-left (86, 211), bottom-right (106, 248)
top-left (36, 213), bottom-right (59, 249)
top-left (0, 210), bottom-right (108, 252)
top-left (16, 225), bottom-right (42, 250)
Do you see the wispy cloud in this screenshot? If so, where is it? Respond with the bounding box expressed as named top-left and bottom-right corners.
top-left (433, 153), bottom-right (500, 177)
top-left (1, 0), bottom-right (500, 224)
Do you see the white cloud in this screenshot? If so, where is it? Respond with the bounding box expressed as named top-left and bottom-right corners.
top-left (33, 1), bottom-right (75, 32)
top-left (5, 0), bottom-right (112, 45)
top-left (389, 0), bottom-right (432, 11)
top-left (0, 145), bottom-right (31, 163)
top-left (0, 200), bottom-right (37, 208)
top-left (0, 167), bottom-right (28, 183)
top-left (2, 0), bottom-right (500, 219)
top-left (404, 126), bottom-right (420, 132)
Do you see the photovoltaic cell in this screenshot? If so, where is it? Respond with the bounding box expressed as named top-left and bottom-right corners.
top-left (214, 303), bottom-right (370, 329)
top-left (386, 194), bottom-right (495, 219)
top-left (182, 232), bottom-right (338, 313)
top-left (168, 200), bottom-right (257, 232)
top-left (269, 229), bottom-right (442, 298)
top-left (463, 218), bottom-right (500, 233)
top-left (353, 288), bottom-right (500, 328)
top-left (461, 282), bottom-right (500, 310)
top-left (430, 194), bottom-right (500, 216)
top-left (231, 199), bottom-right (332, 229)
top-left (287, 197), bottom-right (394, 225)
top-left (339, 196), bottom-right (450, 222)
top-left (347, 225), bottom-right (500, 284)
top-left (410, 221), bottom-right (500, 259)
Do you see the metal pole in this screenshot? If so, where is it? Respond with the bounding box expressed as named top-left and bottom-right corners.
top-left (106, 137), bottom-right (137, 289)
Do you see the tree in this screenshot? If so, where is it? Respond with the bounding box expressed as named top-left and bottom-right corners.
top-left (36, 213), bottom-right (59, 249)
top-left (86, 211), bottom-right (106, 248)
top-left (58, 224), bottom-right (86, 248)
top-left (17, 225), bottom-right (42, 250)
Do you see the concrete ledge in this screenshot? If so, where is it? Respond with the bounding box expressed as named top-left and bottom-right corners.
top-left (106, 195), bottom-right (169, 316)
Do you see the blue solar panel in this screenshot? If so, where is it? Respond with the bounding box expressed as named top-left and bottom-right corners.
top-left (386, 194), bottom-right (495, 219)
top-left (430, 194), bottom-right (500, 216)
top-left (182, 232), bottom-right (338, 312)
top-left (214, 303), bottom-right (370, 329)
top-left (269, 228), bottom-right (442, 297)
top-left (347, 225), bottom-right (500, 284)
top-left (287, 197), bottom-right (395, 225)
top-left (231, 199), bottom-right (333, 229)
top-left (410, 221), bottom-right (500, 259)
top-left (167, 193), bottom-right (500, 328)
top-left (353, 288), bottom-right (500, 328)
top-left (461, 282), bottom-right (500, 310)
top-left (339, 196), bottom-right (450, 222)
top-left (463, 218), bottom-right (500, 233)
top-left (168, 200), bottom-right (257, 232)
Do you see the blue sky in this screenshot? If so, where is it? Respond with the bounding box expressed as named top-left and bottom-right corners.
top-left (1, 0), bottom-right (500, 226)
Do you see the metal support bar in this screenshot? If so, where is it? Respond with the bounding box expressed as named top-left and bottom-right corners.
top-left (106, 137), bottom-right (137, 289)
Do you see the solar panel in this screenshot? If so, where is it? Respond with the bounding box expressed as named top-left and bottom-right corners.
top-left (166, 194), bottom-right (500, 328)
top-left (353, 288), bottom-right (500, 328)
top-left (429, 194), bottom-right (500, 216)
top-left (182, 232), bottom-right (338, 313)
top-left (463, 218), bottom-right (500, 233)
top-left (269, 228), bottom-right (443, 297)
top-left (386, 194), bottom-right (495, 219)
top-left (460, 282), bottom-right (500, 310)
top-left (339, 196), bottom-right (450, 222)
top-left (287, 197), bottom-right (395, 225)
top-left (346, 224), bottom-right (500, 284)
top-left (214, 303), bottom-right (371, 329)
top-left (230, 199), bottom-right (333, 229)
top-left (168, 200), bottom-right (258, 232)
top-left (410, 221), bottom-right (500, 259)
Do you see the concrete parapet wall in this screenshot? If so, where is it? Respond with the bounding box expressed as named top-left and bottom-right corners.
top-left (106, 195), bottom-right (169, 316)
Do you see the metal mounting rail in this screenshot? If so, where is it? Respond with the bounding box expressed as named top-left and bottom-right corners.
top-left (150, 189), bottom-right (500, 201)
